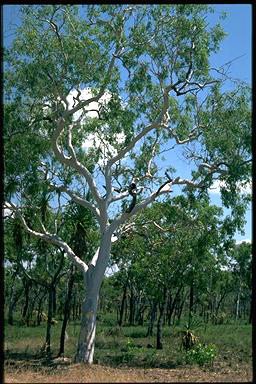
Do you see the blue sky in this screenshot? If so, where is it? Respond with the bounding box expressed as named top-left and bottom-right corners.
top-left (3, 5), bottom-right (252, 242)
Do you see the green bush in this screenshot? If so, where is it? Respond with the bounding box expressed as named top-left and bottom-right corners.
top-left (186, 342), bottom-right (217, 366)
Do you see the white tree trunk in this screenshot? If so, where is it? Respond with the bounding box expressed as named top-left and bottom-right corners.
top-left (235, 283), bottom-right (241, 322)
top-left (75, 231), bottom-right (112, 363)
top-left (75, 273), bottom-right (99, 363)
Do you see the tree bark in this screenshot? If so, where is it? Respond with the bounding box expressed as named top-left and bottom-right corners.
top-left (119, 281), bottom-right (127, 326)
top-left (75, 270), bottom-right (100, 363)
top-left (22, 279), bottom-right (31, 320)
top-left (75, 232), bottom-right (112, 363)
top-left (8, 284), bottom-right (22, 326)
top-left (129, 286), bottom-right (135, 326)
top-left (45, 287), bottom-right (54, 356)
top-left (147, 300), bottom-right (157, 337)
top-left (137, 304), bottom-right (146, 326)
top-left (188, 281), bottom-right (194, 328)
top-left (167, 285), bottom-right (183, 326)
top-left (58, 266), bottom-right (74, 357)
top-left (52, 286), bottom-right (57, 318)
top-left (214, 291), bottom-right (227, 323)
top-left (36, 290), bottom-right (47, 326)
top-left (177, 293), bottom-right (186, 324)
top-left (156, 288), bottom-right (167, 350)
top-left (72, 295), bottom-right (76, 321)
top-left (235, 284), bottom-right (241, 321)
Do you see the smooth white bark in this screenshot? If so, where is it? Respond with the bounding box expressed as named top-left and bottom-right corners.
top-left (75, 231), bottom-right (112, 363)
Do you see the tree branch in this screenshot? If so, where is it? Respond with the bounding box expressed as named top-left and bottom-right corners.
top-left (49, 184), bottom-right (101, 222)
top-left (106, 82), bottom-right (172, 170)
top-left (51, 118), bottom-right (103, 207)
top-left (5, 202), bottom-right (88, 274)
top-left (108, 181), bottom-right (173, 233)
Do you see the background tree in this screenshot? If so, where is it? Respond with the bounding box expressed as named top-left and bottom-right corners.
top-left (229, 242), bottom-right (252, 322)
top-left (110, 192), bottom-right (233, 348)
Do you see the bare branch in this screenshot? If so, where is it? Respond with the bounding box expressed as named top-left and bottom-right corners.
top-left (145, 132), bottom-right (160, 179)
top-left (172, 80), bottom-right (219, 96)
top-left (172, 130), bottom-right (199, 145)
top-left (5, 202), bottom-right (88, 273)
top-left (49, 184), bottom-right (101, 222)
top-left (172, 160), bottom-right (229, 189)
top-left (198, 162), bottom-right (229, 175)
top-left (67, 126), bottom-right (77, 160)
top-left (109, 190), bottom-right (130, 204)
top-left (51, 118), bottom-right (103, 206)
top-left (172, 176), bottom-right (205, 188)
top-left (109, 181), bottom-right (173, 233)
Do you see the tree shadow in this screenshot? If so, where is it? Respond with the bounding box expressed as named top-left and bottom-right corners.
top-left (5, 350), bottom-right (73, 372)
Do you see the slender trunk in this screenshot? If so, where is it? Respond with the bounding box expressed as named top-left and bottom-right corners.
top-left (29, 291), bottom-right (38, 326)
top-left (167, 286), bottom-right (183, 326)
top-left (52, 286), bottom-right (56, 318)
top-left (235, 283), bottom-right (241, 321)
top-left (156, 288), bottom-right (167, 350)
top-left (188, 281), bottom-right (194, 328)
top-left (177, 294), bottom-right (186, 323)
top-left (37, 291), bottom-right (47, 326)
top-left (72, 295), bottom-right (76, 321)
top-left (215, 291), bottom-right (227, 321)
top-left (135, 295), bottom-right (141, 324)
top-left (167, 294), bottom-right (172, 326)
top-left (22, 280), bottom-right (31, 319)
top-left (124, 298), bottom-right (128, 323)
top-left (45, 287), bottom-right (54, 356)
top-left (137, 305), bottom-right (145, 326)
top-left (8, 302), bottom-right (15, 326)
top-left (58, 266), bottom-right (74, 357)
top-left (8, 285), bottom-right (22, 326)
top-left (129, 286), bottom-right (135, 326)
top-left (119, 282), bottom-right (127, 326)
top-left (147, 300), bottom-right (157, 337)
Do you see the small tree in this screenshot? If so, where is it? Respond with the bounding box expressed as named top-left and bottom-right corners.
top-left (4, 5), bottom-right (251, 363)
top-left (230, 242), bottom-right (252, 322)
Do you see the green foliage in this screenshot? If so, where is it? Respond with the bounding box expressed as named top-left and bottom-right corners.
top-left (186, 342), bottom-right (217, 366)
top-left (4, 4), bottom-right (251, 221)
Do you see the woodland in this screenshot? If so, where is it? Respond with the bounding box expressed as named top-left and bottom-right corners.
top-left (3, 4), bottom-right (252, 382)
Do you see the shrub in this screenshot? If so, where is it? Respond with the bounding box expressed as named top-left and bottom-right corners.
top-left (185, 342), bottom-right (217, 366)
top-left (182, 331), bottom-right (198, 351)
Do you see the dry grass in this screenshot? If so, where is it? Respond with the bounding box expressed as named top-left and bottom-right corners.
top-left (4, 361), bottom-right (252, 383)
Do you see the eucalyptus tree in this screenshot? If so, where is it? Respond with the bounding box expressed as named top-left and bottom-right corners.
top-left (4, 5), bottom-right (251, 363)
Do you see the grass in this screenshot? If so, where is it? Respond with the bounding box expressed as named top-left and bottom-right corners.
top-left (4, 316), bottom-right (252, 381)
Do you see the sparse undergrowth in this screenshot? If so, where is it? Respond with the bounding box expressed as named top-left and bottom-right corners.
top-left (4, 317), bottom-right (252, 377)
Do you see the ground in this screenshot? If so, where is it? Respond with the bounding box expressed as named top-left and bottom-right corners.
top-left (4, 358), bottom-right (252, 383)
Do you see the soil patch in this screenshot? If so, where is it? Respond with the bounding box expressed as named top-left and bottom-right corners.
top-left (4, 361), bottom-right (252, 383)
